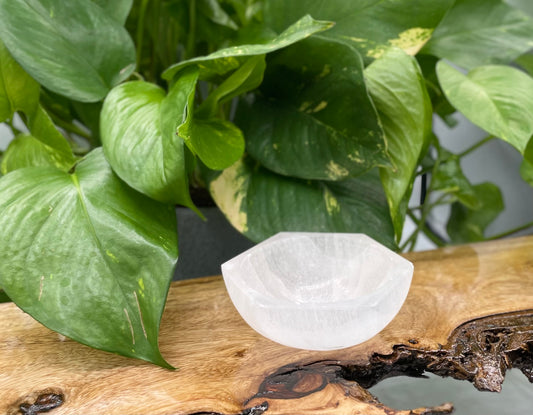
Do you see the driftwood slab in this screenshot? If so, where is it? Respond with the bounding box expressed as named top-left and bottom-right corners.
top-left (2, 236), bottom-right (533, 414)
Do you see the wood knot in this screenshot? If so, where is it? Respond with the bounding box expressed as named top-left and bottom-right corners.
top-left (234, 349), bottom-right (247, 358)
top-left (251, 364), bottom-right (331, 402)
top-left (261, 369), bottom-right (327, 398)
top-left (12, 390), bottom-right (64, 415)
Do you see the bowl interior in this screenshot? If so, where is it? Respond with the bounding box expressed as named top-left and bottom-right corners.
top-left (235, 233), bottom-right (403, 305)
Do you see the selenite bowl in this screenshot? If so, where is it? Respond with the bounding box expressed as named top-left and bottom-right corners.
top-left (221, 232), bottom-right (413, 350)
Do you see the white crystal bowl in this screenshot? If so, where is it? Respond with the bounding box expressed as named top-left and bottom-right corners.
top-left (221, 232), bottom-right (413, 350)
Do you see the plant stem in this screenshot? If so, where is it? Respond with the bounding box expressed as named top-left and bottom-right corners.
top-left (487, 221), bottom-right (533, 240)
top-left (401, 143), bottom-right (446, 252)
top-left (399, 214), bottom-right (420, 251)
top-left (131, 71), bottom-right (145, 81)
top-left (403, 194), bottom-right (447, 252)
top-left (186, 0), bottom-right (196, 60)
top-left (420, 173), bottom-right (427, 205)
top-left (417, 166), bottom-right (431, 176)
top-left (52, 118), bottom-right (91, 141)
top-left (136, 0), bottom-right (150, 69)
top-left (458, 135), bottom-right (495, 158)
top-left (407, 211), bottom-right (447, 247)
top-left (410, 196), bottom-right (455, 211)
top-left (150, 0), bottom-right (161, 82)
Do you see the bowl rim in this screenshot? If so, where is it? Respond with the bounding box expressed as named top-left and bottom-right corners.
top-left (221, 232), bottom-right (414, 310)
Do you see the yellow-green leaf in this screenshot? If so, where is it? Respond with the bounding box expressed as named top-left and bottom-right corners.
top-left (437, 62), bottom-right (533, 154)
top-left (365, 48), bottom-right (432, 241)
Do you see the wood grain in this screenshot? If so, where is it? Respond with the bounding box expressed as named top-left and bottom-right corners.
top-left (2, 236), bottom-right (533, 414)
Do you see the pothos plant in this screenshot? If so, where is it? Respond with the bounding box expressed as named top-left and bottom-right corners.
top-left (0, 0), bottom-right (532, 367)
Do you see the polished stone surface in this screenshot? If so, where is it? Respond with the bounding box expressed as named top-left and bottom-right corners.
top-left (221, 232), bottom-right (413, 350)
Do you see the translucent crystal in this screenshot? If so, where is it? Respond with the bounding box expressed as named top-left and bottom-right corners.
top-left (221, 232), bottom-right (413, 350)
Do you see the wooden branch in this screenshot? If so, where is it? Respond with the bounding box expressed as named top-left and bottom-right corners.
top-left (2, 236), bottom-right (533, 414)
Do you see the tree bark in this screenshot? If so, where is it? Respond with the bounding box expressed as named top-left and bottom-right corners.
top-left (2, 236), bottom-right (533, 414)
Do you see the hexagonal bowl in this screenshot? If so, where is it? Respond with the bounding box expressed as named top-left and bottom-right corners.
top-left (221, 232), bottom-right (413, 350)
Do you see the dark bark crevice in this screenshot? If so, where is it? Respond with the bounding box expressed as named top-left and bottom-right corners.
top-left (246, 310), bottom-right (533, 414)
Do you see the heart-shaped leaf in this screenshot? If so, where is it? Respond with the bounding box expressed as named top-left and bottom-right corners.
top-left (0, 148), bottom-right (178, 367)
top-left (365, 48), bottom-right (432, 240)
top-left (207, 158), bottom-right (396, 249)
top-left (101, 68), bottom-right (199, 207)
top-left (163, 14), bottom-right (333, 81)
top-left (239, 36), bottom-right (388, 181)
top-left (0, 0), bottom-right (136, 102)
top-left (263, 0), bottom-right (454, 61)
top-left (423, 0), bottom-right (533, 69)
top-left (437, 62), bottom-right (533, 154)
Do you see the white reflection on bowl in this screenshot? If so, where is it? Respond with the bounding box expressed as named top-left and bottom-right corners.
top-left (221, 232), bottom-right (413, 350)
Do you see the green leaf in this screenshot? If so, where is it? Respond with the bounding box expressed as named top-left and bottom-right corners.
top-left (365, 48), bottom-right (432, 240)
top-left (521, 159), bottom-right (533, 186)
top-left (207, 158), bottom-right (396, 249)
top-left (0, 289), bottom-right (10, 303)
top-left (194, 1), bottom-right (240, 48)
top-left (447, 182), bottom-right (504, 243)
top-left (72, 101), bottom-right (103, 147)
top-left (91, 0), bottom-right (133, 24)
top-left (162, 14), bottom-right (334, 81)
top-left (504, 0), bottom-right (533, 18)
top-left (0, 40), bottom-right (75, 168)
top-left (0, 0), bottom-right (136, 102)
top-left (225, 0), bottom-right (262, 26)
top-left (1, 134), bottom-right (59, 174)
top-left (232, 20), bottom-right (278, 46)
top-left (141, 0), bottom-right (188, 71)
top-left (27, 105), bottom-right (76, 169)
top-left (178, 118), bottom-right (245, 171)
top-left (432, 153), bottom-right (479, 209)
top-left (0, 39), bottom-right (40, 121)
top-left (101, 68), bottom-right (199, 207)
top-left (197, 55), bottom-right (266, 118)
top-left (423, 0), bottom-right (533, 69)
top-left (520, 137), bottom-right (533, 186)
top-left (515, 53), bottom-right (533, 76)
top-left (198, 0), bottom-right (238, 30)
top-left (437, 62), bottom-right (533, 154)
top-left (0, 148), bottom-right (177, 367)
top-left (416, 54), bottom-right (458, 126)
top-left (263, 0), bottom-right (454, 61)
top-left (239, 36), bottom-right (388, 181)
top-left (39, 89), bottom-right (75, 125)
